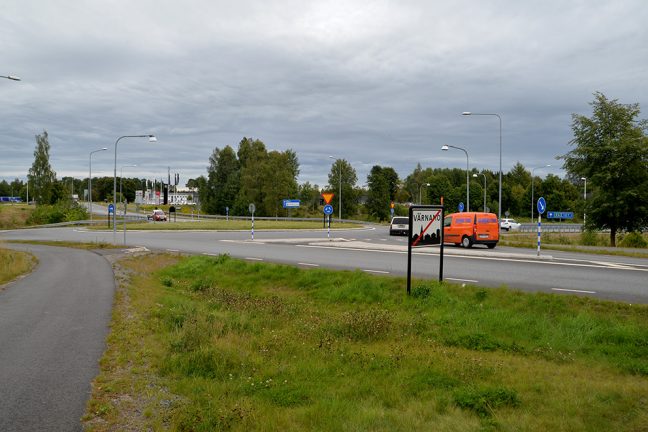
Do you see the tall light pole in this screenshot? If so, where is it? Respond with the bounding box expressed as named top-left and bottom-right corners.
top-left (581, 177), bottom-right (587, 227)
top-left (419, 182), bottom-right (430, 204)
top-left (88, 147), bottom-right (107, 222)
top-left (473, 173), bottom-right (486, 211)
top-left (329, 156), bottom-right (342, 220)
top-left (462, 112), bottom-right (502, 221)
top-left (113, 135), bottom-right (156, 244)
top-left (1, 75), bottom-right (21, 81)
top-left (442, 144), bottom-right (470, 211)
top-left (531, 164), bottom-right (551, 220)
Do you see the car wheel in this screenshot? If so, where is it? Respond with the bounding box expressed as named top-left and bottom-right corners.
top-left (461, 236), bottom-right (473, 248)
top-left (487, 243), bottom-right (496, 249)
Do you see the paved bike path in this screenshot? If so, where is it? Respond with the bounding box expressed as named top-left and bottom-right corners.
top-left (0, 244), bottom-right (115, 432)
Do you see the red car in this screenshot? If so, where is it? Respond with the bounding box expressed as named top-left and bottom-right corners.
top-left (147, 209), bottom-right (167, 221)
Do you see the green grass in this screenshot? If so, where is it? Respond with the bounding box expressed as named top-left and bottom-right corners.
top-left (93, 219), bottom-right (361, 231)
top-left (84, 254), bottom-right (648, 431)
top-left (0, 245), bottom-right (37, 286)
top-left (8, 239), bottom-right (121, 250)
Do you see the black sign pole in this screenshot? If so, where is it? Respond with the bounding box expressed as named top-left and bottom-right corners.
top-left (439, 207), bottom-right (444, 282)
top-left (407, 206), bottom-right (413, 295)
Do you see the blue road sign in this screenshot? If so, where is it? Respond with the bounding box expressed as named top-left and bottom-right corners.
top-left (108, 204), bottom-right (115, 214)
top-left (537, 197), bottom-right (546, 215)
top-left (323, 204), bottom-right (334, 215)
top-left (547, 211), bottom-right (574, 219)
top-left (458, 202), bottom-right (464, 212)
top-left (282, 199), bottom-right (301, 209)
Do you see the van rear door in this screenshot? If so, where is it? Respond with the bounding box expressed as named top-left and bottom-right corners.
top-left (474, 214), bottom-right (499, 242)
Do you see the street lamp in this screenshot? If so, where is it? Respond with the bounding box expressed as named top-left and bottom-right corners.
top-left (531, 164), bottom-right (551, 220)
top-left (473, 173), bottom-right (487, 211)
top-left (419, 182), bottom-right (430, 204)
top-left (329, 156), bottom-right (342, 220)
top-left (462, 112), bottom-right (502, 221)
top-left (113, 135), bottom-right (156, 244)
top-left (88, 147), bottom-right (108, 222)
top-left (442, 144), bottom-right (470, 211)
top-left (1, 75), bottom-right (21, 81)
top-left (581, 177), bottom-right (587, 227)
top-left (120, 164), bottom-right (138, 205)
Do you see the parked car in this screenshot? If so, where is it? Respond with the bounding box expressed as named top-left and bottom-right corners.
top-left (500, 218), bottom-right (521, 231)
top-left (443, 212), bottom-right (499, 248)
top-left (389, 216), bottom-right (409, 236)
top-left (147, 209), bottom-right (167, 221)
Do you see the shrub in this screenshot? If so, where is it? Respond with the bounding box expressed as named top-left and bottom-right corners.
top-left (618, 232), bottom-right (647, 249)
top-left (580, 230), bottom-right (601, 246)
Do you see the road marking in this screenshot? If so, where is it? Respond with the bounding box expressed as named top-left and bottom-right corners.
top-left (298, 262), bottom-right (320, 267)
top-left (203, 253), bottom-right (220, 256)
top-left (245, 257), bottom-right (263, 261)
top-left (446, 277), bottom-right (479, 283)
top-left (363, 269), bottom-right (390, 274)
top-left (551, 288), bottom-right (597, 294)
top-left (166, 249), bottom-right (179, 252)
top-left (221, 239), bottom-right (266, 244)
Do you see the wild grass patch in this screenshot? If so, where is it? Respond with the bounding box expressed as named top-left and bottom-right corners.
top-left (85, 254), bottom-right (648, 431)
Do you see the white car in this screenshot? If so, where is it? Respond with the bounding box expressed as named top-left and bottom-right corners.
top-left (500, 218), bottom-right (521, 231)
top-left (389, 216), bottom-right (409, 236)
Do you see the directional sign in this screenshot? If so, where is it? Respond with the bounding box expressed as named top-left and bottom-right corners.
top-left (321, 193), bottom-right (334, 205)
top-left (458, 202), bottom-right (464, 212)
top-left (108, 204), bottom-right (115, 214)
top-left (282, 199), bottom-right (301, 209)
top-left (537, 197), bottom-right (546, 215)
top-left (323, 204), bottom-right (334, 215)
top-left (547, 211), bottom-right (574, 219)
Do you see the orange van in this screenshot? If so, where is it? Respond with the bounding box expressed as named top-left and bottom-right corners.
top-left (443, 212), bottom-right (499, 248)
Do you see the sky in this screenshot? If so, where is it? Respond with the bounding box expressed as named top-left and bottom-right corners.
top-left (1, 0), bottom-right (647, 189)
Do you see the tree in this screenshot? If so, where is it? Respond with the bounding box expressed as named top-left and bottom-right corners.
top-left (235, 137), bottom-right (268, 215)
top-left (366, 165), bottom-right (399, 221)
top-left (28, 131), bottom-right (57, 205)
top-left (327, 159), bottom-right (358, 218)
top-left (561, 92), bottom-right (648, 246)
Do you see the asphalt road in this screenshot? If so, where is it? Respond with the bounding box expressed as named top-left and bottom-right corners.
top-left (0, 243), bottom-right (115, 432)
top-left (2, 224), bottom-right (647, 304)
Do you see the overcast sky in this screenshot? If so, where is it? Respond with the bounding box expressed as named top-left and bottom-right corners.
top-left (1, 0), bottom-right (646, 188)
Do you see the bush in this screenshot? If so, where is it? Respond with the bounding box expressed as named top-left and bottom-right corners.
top-left (26, 201), bottom-right (88, 225)
top-left (618, 232), bottom-right (648, 249)
top-left (580, 230), bottom-right (601, 246)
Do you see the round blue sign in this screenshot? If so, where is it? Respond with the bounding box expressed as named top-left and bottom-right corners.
top-left (323, 204), bottom-right (334, 215)
top-left (458, 202), bottom-right (465, 212)
top-left (108, 204), bottom-right (115, 214)
top-left (537, 197), bottom-right (546, 215)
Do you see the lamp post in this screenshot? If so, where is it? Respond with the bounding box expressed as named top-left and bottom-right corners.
top-left (462, 112), bottom-right (502, 221)
top-left (442, 144), bottom-right (470, 211)
top-left (113, 135), bottom-right (156, 244)
top-left (1, 75), bottom-right (21, 81)
top-left (473, 173), bottom-right (487, 211)
top-left (581, 177), bottom-right (587, 227)
top-left (531, 164), bottom-right (551, 220)
top-left (329, 156), bottom-right (342, 220)
top-left (88, 147), bottom-right (107, 222)
top-left (419, 182), bottom-right (430, 204)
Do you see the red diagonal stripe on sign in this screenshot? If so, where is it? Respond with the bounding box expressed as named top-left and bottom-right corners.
top-left (412, 209), bottom-right (442, 247)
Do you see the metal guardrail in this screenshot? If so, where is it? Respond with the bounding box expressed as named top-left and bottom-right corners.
top-left (519, 223), bottom-right (584, 233)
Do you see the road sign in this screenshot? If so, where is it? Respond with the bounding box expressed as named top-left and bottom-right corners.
top-left (407, 205), bottom-right (445, 295)
top-left (282, 199), bottom-right (301, 209)
top-left (547, 211), bottom-right (574, 219)
top-left (108, 204), bottom-right (114, 214)
top-left (323, 204), bottom-right (334, 215)
top-left (248, 203), bottom-right (256, 214)
top-left (321, 193), bottom-right (334, 205)
top-left (537, 197), bottom-right (546, 215)
top-left (458, 202), bottom-right (464, 212)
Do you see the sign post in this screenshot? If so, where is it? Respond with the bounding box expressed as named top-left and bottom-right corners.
top-left (226, 206), bottom-right (229, 222)
top-left (249, 203), bottom-right (256, 240)
top-left (108, 203), bottom-right (114, 228)
top-left (407, 205), bottom-right (444, 295)
top-left (323, 204), bottom-right (334, 241)
top-left (537, 197), bottom-right (546, 257)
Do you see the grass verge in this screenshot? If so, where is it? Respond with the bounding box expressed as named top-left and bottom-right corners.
top-left (84, 254), bottom-right (648, 431)
top-left (0, 204), bottom-right (33, 229)
top-left (7, 240), bottom-right (121, 250)
top-left (89, 219), bottom-right (361, 231)
top-left (0, 245), bottom-right (37, 286)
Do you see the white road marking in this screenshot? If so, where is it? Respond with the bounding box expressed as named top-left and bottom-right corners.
top-left (363, 269), bottom-right (390, 274)
top-left (245, 257), bottom-right (263, 261)
top-left (298, 262), bottom-right (320, 267)
top-left (220, 239), bottom-right (266, 244)
top-left (203, 253), bottom-right (220, 256)
top-left (551, 288), bottom-right (597, 294)
top-left (166, 249), bottom-right (179, 252)
top-left (446, 278), bottom-right (479, 283)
